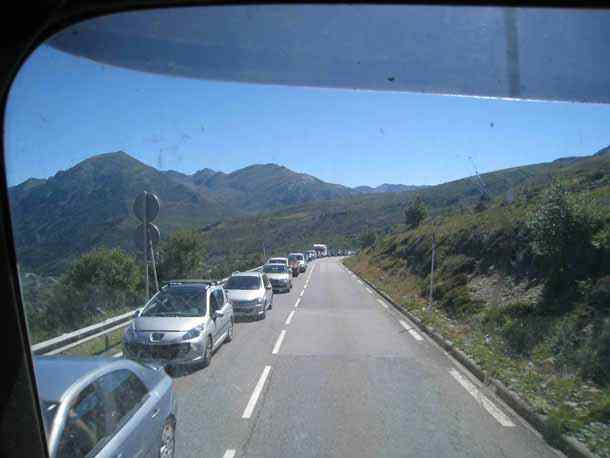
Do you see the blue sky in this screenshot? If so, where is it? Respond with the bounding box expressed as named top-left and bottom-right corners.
top-left (5, 44), bottom-right (610, 187)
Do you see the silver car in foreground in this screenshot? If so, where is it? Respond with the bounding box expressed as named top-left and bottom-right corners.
top-left (123, 281), bottom-right (234, 368)
top-left (225, 272), bottom-right (273, 320)
top-left (34, 356), bottom-right (177, 458)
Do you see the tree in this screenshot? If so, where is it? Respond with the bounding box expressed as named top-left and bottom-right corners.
top-left (404, 195), bottom-right (427, 229)
top-left (49, 248), bottom-right (143, 329)
top-left (359, 231), bottom-right (377, 249)
top-left (527, 180), bottom-right (600, 286)
top-left (157, 229), bottom-right (207, 280)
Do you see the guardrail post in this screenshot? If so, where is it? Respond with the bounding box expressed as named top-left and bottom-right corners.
top-left (104, 334), bottom-right (109, 352)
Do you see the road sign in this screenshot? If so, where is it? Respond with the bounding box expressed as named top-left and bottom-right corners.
top-left (133, 192), bottom-right (160, 222)
top-left (134, 223), bottom-right (160, 250)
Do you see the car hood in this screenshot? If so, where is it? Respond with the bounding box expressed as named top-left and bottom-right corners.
top-left (226, 289), bottom-right (262, 301)
top-left (134, 316), bottom-right (206, 332)
top-left (266, 273), bottom-right (289, 281)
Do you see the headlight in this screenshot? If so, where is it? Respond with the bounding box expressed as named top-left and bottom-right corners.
top-left (256, 297), bottom-right (265, 304)
top-left (183, 325), bottom-right (203, 340)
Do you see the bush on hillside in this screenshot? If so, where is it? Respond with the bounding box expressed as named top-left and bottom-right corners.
top-left (158, 229), bottom-right (207, 280)
top-left (404, 195), bottom-right (427, 229)
top-left (27, 248), bottom-right (143, 343)
top-left (359, 231), bottom-right (377, 249)
top-left (590, 276), bottom-right (610, 312)
top-left (526, 180), bottom-right (600, 290)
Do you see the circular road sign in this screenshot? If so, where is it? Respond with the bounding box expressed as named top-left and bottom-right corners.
top-left (133, 192), bottom-right (160, 222)
top-left (134, 223), bottom-right (161, 250)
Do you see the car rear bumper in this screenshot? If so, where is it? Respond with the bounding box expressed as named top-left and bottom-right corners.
top-left (233, 305), bottom-right (265, 318)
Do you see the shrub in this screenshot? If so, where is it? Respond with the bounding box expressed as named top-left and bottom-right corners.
top-left (441, 255), bottom-right (476, 276)
top-left (590, 276), bottom-right (610, 312)
top-left (158, 229), bottom-right (207, 280)
top-left (404, 195), bottom-right (427, 230)
top-left (585, 319), bottom-right (610, 384)
top-left (526, 180), bottom-right (601, 289)
top-left (359, 231), bottom-right (377, 249)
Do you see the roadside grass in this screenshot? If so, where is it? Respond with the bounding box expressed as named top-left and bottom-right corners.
top-left (344, 255), bottom-right (610, 458)
top-left (61, 326), bottom-right (125, 357)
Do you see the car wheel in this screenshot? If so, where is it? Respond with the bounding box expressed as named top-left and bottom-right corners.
top-left (202, 336), bottom-right (213, 367)
top-left (269, 298), bottom-right (273, 310)
top-left (260, 309), bottom-right (266, 320)
top-left (226, 319), bottom-right (234, 342)
top-left (159, 418), bottom-right (175, 458)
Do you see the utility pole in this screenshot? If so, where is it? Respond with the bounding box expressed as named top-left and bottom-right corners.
top-left (427, 231), bottom-right (436, 314)
top-left (149, 238), bottom-right (159, 293)
top-left (143, 192), bottom-right (150, 300)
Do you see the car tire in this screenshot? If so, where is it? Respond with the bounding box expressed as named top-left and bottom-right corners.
top-left (269, 298), bottom-right (273, 310)
top-left (202, 336), bottom-right (213, 367)
top-left (260, 309), bottom-right (266, 320)
top-left (226, 319), bottom-right (234, 343)
top-left (159, 417), bottom-right (176, 458)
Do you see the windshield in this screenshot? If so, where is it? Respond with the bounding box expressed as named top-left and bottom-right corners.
top-left (263, 265), bottom-right (288, 274)
top-left (225, 276), bottom-right (261, 290)
top-left (141, 287), bottom-right (207, 317)
top-left (8, 5), bottom-right (610, 458)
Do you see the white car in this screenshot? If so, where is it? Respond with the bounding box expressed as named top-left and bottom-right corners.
top-left (263, 263), bottom-right (292, 292)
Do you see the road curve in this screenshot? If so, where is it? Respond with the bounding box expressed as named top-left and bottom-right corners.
top-left (173, 257), bottom-right (560, 458)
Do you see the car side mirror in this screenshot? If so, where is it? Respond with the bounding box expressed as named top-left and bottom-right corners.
top-left (214, 310), bottom-right (224, 319)
top-left (134, 307), bottom-right (143, 317)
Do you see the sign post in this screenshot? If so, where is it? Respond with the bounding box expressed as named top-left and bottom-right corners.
top-left (134, 192), bottom-right (160, 300)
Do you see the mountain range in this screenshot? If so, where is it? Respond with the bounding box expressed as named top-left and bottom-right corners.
top-left (10, 147), bottom-right (610, 274)
top-left (8, 152), bottom-right (420, 273)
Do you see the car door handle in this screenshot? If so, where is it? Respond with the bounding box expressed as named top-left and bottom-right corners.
top-left (152, 408), bottom-right (160, 419)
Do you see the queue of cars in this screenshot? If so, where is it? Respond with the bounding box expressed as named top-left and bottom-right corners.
top-left (37, 248), bottom-right (326, 458)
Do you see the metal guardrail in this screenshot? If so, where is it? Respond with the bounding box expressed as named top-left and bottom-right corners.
top-left (32, 265), bottom-right (264, 356)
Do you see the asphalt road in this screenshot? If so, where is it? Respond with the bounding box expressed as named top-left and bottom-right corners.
top-left (172, 257), bottom-right (561, 458)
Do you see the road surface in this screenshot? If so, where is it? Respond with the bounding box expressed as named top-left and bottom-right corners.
top-left (172, 257), bottom-right (560, 458)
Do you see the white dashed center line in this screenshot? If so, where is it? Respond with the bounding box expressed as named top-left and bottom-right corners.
top-left (272, 330), bottom-right (287, 354)
top-left (242, 366), bottom-right (272, 419)
top-left (285, 310), bottom-right (295, 325)
top-left (377, 299), bottom-right (389, 309)
top-left (449, 368), bottom-right (515, 427)
top-left (294, 298), bottom-right (301, 308)
top-left (299, 290), bottom-right (304, 297)
top-left (222, 450), bottom-right (236, 458)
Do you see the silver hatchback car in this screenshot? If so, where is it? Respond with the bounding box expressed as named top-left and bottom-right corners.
top-left (225, 272), bottom-right (273, 320)
top-left (123, 281), bottom-right (234, 368)
top-left (34, 356), bottom-right (177, 458)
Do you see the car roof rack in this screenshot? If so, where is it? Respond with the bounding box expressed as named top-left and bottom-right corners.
top-left (164, 279), bottom-right (220, 287)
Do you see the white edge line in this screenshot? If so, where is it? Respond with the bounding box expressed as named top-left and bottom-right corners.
top-left (365, 287), bottom-right (373, 294)
top-left (272, 330), bottom-right (287, 355)
top-left (222, 450), bottom-right (236, 458)
top-left (408, 329), bottom-right (424, 341)
top-left (377, 299), bottom-right (389, 309)
top-left (242, 366), bottom-right (272, 419)
top-left (113, 351), bottom-right (123, 358)
top-left (449, 368), bottom-right (515, 427)
top-left (399, 320), bottom-right (411, 331)
top-left (285, 310), bottom-right (295, 325)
